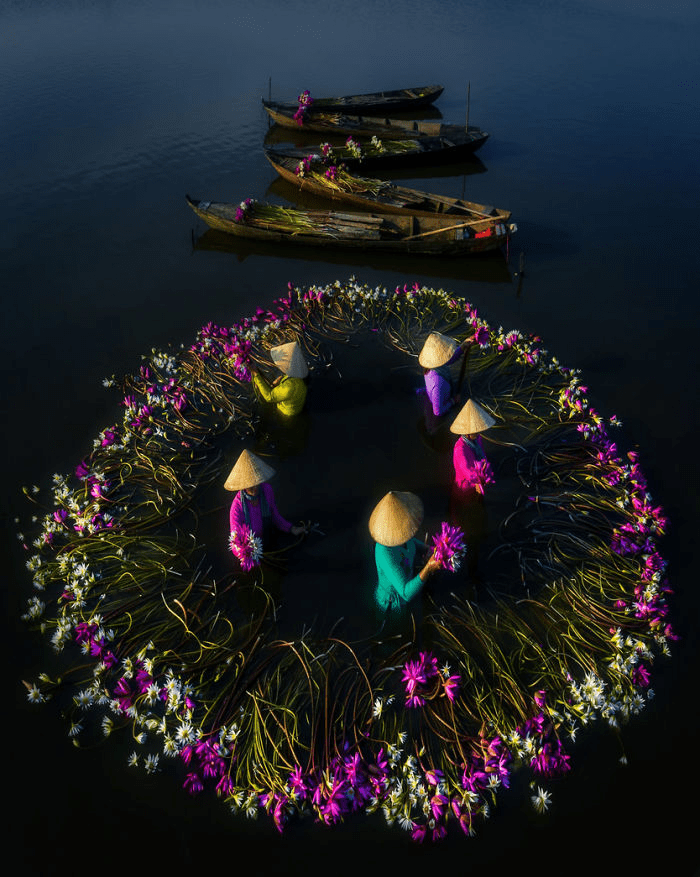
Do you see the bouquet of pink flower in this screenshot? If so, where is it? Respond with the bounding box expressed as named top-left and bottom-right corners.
top-left (293, 90), bottom-right (313, 125)
top-left (228, 524), bottom-right (263, 571)
top-left (473, 458), bottom-right (495, 494)
top-left (234, 198), bottom-right (255, 223)
top-left (401, 650), bottom-right (461, 708)
top-left (431, 522), bottom-right (466, 572)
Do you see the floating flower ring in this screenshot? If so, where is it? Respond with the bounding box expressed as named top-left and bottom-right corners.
top-left (19, 279), bottom-right (675, 842)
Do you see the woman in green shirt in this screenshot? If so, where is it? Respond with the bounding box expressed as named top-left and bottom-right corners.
top-left (251, 340), bottom-right (308, 417)
top-left (370, 491), bottom-right (439, 613)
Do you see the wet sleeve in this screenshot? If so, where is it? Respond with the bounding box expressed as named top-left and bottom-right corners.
top-left (230, 494), bottom-right (244, 533)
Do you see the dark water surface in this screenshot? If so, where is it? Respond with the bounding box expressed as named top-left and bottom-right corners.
top-left (3, 1), bottom-right (699, 874)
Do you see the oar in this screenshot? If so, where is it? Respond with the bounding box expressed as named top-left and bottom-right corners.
top-left (404, 220), bottom-right (492, 240)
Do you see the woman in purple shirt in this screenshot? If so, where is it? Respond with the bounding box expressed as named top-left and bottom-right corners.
top-left (419, 332), bottom-right (469, 417)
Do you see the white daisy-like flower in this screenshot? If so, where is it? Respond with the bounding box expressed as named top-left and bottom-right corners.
top-left (26, 683), bottom-right (45, 704)
top-left (531, 786), bottom-right (551, 813)
top-left (144, 754), bottom-right (160, 774)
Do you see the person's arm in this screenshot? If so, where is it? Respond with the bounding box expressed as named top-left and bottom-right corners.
top-left (252, 370), bottom-right (275, 403)
top-left (376, 543), bottom-right (436, 603)
top-left (229, 493), bottom-right (244, 533)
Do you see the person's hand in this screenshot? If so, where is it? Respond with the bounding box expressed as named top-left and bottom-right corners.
top-left (419, 554), bottom-right (441, 581)
top-left (291, 523), bottom-right (306, 537)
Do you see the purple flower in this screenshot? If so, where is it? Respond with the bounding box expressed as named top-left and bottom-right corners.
top-left (473, 325), bottom-right (490, 347)
top-left (425, 769), bottom-right (443, 787)
top-left (431, 522), bottom-right (466, 572)
top-left (411, 823), bottom-right (428, 843)
top-left (183, 772), bottom-right (203, 795)
top-left (443, 675), bottom-right (461, 702)
top-left (228, 525), bottom-right (262, 571)
top-left (216, 774), bottom-right (235, 797)
top-left (402, 659), bottom-right (427, 694)
top-left (75, 460), bottom-right (90, 479)
top-left (631, 664), bottom-right (650, 687)
top-left (288, 765), bottom-right (309, 798)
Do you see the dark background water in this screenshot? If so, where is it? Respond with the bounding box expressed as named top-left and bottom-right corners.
top-left (3, 1), bottom-right (699, 874)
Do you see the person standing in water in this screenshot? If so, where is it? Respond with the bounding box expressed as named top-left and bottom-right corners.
top-left (419, 332), bottom-right (470, 420)
top-left (370, 490), bottom-right (440, 614)
top-left (449, 399), bottom-right (496, 580)
top-left (225, 448), bottom-right (306, 543)
top-left (251, 340), bottom-right (309, 417)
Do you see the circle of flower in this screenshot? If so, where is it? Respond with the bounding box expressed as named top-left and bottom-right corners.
top-left (20, 278), bottom-right (674, 843)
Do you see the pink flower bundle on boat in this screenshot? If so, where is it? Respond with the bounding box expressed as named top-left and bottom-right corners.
top-left (431, 522), bottom-right (466, 572)
top-left (228, 524), bottom-right (263, 571)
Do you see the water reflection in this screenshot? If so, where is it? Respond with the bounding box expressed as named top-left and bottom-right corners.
top-left (190, 227), bottom-right (515, 284)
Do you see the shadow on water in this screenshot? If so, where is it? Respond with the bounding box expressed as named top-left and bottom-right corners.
top-left (191, 227), bottom-right (515, 284)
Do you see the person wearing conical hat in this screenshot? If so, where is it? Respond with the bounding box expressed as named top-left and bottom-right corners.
top-left (226, 449), bottom-right (306, 544)
top-left (419, 332), bottom-right (469, 420)
top-left (370, 491), bottom-right (440, 613)
top-left (251, 341), bottom-right (309, 417)
top-left (449, 400), bottom-right (495, 583)
top-left (450, 399), bottom-right (496, 500)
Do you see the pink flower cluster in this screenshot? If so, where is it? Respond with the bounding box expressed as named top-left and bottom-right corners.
top-left (473, 458), bottom-right (495, 494)
top-left (234, 197), bottom-right (254, 223)
top-left (402, 651), bottom-right (460, 708)
top-left (182, 736), bottom-right (233, 798)
top-left (431, 522), bottom-right (466, 572)
top-left (292, 89), bottom-right (313, 125)
top-left (412, 737), bottom-right (512, 843)
top-left (228, 524), bottom-right (262, 571)
top-left (74, 621), bottom-right (117, 667)
top-left (245, 745), bottom-right (390, 834)
top-left (519, 690), bottom-right (571, 779)
top-left (294, 154), bottom-right (314, 176)
top-left (191, 321), bottom-right (253, 379)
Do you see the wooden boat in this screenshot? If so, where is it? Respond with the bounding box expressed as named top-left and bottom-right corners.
top-left (265, 149), bottom-right (511, 223)
top-left (263, 105), bottom-right (482, 141)
top-left (263, 128), bottom-right (488, 171)
top-left (262, 85), bottom-right (444, 117)
top-left (185, 196), bottom-right (513, 256)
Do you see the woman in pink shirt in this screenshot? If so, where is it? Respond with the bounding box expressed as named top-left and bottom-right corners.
top-left (449, 399), bottom-right (496, 580)
top-left (225, 449), bottom-right (306, 543)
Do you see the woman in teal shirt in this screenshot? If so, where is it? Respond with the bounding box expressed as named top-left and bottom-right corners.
top-left (370, 491), bottom-right (439, 612)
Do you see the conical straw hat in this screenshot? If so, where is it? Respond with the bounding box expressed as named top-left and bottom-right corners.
top-left (450, 399), bottom-right (496, 435)
top-left (271, 341), bottom-right (309, 378)
top-left (369, 491), bottom-right (424, 547)
top-left (224, 449), bottom-right (276, 491)
top-left (418, 332), bottom-right (458, 369)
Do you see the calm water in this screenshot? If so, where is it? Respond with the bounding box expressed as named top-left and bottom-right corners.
top-left (3, 1), bottom-right (699, 874)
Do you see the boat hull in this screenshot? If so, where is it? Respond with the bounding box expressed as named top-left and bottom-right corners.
top-left (265, 150), bottom-right (511, 222)
top-left (186, 196), bottom-right (512, 256)
top-left (262, 84), bottom-right (444, 116)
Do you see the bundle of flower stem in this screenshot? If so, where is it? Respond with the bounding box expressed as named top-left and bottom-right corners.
top-left (19, 279), bottom-right (673, 842)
